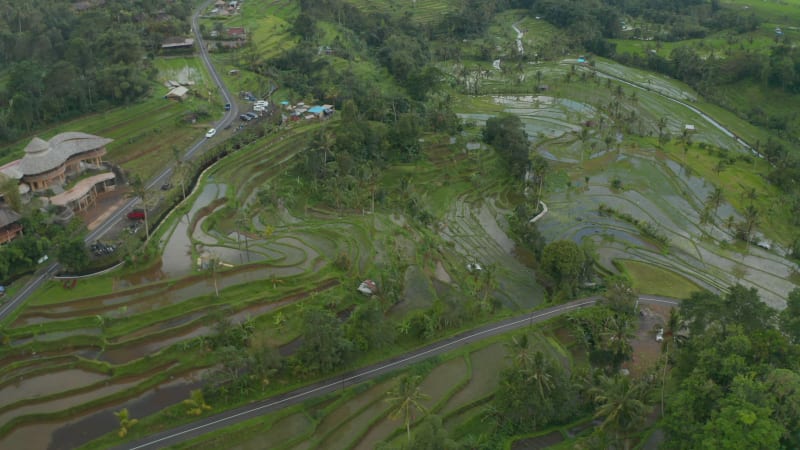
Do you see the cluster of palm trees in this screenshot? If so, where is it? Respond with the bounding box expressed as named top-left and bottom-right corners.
top-left (702, 183), bottom-right (761, 246)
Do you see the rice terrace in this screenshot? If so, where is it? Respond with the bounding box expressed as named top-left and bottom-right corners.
top-left (1, 0), bottom-right (800, 449)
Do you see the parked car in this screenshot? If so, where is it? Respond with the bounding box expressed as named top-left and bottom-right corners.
top-left (239, 114), bottom-right (251, 121)
top-left (127, 209), bottom-right (145, 220)
top-left (90, 242), bottom-right (116, 256)
top-left (161, 182), bottom-right (172, 191)
top-left (245, 112), bottom-right (258, 120)
top-left (205, 128), bottom-right (217, 138)
top-left (224, 103), bottom-right (231, 111)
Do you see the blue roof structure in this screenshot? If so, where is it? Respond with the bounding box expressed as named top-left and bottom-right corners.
top-left (308, 106), bottom-right (325, 114)
top-left (280, 100), bottom-right (290, 105)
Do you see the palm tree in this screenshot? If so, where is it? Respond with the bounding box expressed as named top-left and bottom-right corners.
top-left (127, 175), bottom-right (150, 239)
top-left (526, 351), bottom-right (556, 400)
top-left (601, 316), bottom-right (635, 366)
top-left (171, 145), bottom-right (189, 200)
top-left (206, 253), bottom-right (221, 297)
top-left (385, 374), bottom-right (430, 441)
top-left (590, 374), bottom-right (652, 450)
top-left (724, 215), bottom-right (736, 235)
top-left (741, 204), bottom-right (760, 244)
top-left (505, 333), bottom-right (534, 369)
top-left (657, 117), bottom-right (667, 144)
top-left (705, 185), bottom-right (723, 214)
top-left (662, 308), bottom-right (687, 348)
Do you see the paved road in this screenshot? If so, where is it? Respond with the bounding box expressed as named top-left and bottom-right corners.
top-left (588, 64), bottom-right (761, 158)
top-left (0, 0), bottom-right (237, 323)
top-left (116, 295), bottom-right (680, 450)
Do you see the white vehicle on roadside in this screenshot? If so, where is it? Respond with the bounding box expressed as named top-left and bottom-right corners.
top-left (205, 128), bottom-right (217, 138)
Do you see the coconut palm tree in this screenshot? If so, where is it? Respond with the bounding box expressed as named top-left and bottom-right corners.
top-left (526, 351), bottom-right (556, 401)
top-left (171, 145), bottom-right (191, 200)
top-left (205, 253), bottom-right (221, 297)
top-left (705, 185), bottom-right (724, 214)
top-left (741, 204), bottom-right (760, 244)
top-left (127, 175), bottom-right (150, 239)
top-left (590, 374), bottom-right (652, 450)
top-left (505, 333), bottom-right (534, 369)
top-left (385, 374), bottom-right (430, 442)
top-left (601, 315), bottom-right (635, 366)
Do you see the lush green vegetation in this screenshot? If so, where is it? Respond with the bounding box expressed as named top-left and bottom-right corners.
top-left (617, 260), bottom-right (701, 299)
top-left (2, 0), bottom-right (800, 448)
top-left (0, 0), bottom-right (196, 143)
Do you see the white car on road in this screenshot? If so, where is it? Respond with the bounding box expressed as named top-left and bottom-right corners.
top-left (205, 128), bottom-right (217, 138)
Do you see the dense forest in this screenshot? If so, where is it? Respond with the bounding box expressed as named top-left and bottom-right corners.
top-left (0, 0), bottom-right (194, 142)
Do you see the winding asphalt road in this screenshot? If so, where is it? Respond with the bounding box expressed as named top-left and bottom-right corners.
top-left (116, 294), bottom-right (679, 450)
top-left (0, 0), bottom-right (237, 323)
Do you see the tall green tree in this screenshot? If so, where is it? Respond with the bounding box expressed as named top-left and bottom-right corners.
top-left (705, 185), bottom-right (724, 214)
top-left (779, 288), bottom-right (800, 344)
top-left (56, 237), bottom-right (89, 272)
top-left (590, 374), bottom-right (652, 450)
top-left (296, 306), bottom-right (352, 375)
top-left (386, 374), bottom-right (430, 442)
top-left (399, 415), bottom-right (458, 450)
top-left (602, 277), bottom-right (638, 317)
top-left (494, 336), bottom-right (577, 432)
top-left (127, 175), bottom-right (150, 239)
top-left (0, 174), bottom-right (22, 211)
top-left (540, 240), bottom-right (585, 297)
top-left (698, 375), bottom-right (785, 450)
top-left (483, 114), bottom-right (530, 180)
top-left (346, 301), bottom-right (395, 351)
top-left (600, 315), bottom-right (636, 368)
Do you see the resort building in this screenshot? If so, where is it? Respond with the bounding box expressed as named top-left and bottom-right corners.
top-left (0, 207), bottom-right (23, 245)
top-left (14, 132), bottom-right (117, 211)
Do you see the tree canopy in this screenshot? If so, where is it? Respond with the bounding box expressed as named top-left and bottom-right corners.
top-left (0, 0), bottom-right (193, 142)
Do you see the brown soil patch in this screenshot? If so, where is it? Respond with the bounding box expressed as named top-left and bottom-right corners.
top-left (624, 304), bottom-right (672, 376)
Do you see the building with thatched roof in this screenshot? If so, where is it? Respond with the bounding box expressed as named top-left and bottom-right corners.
top-left (49, 172), bottom-right (116, 211)
top-left (161, 37), bottom-right (195, 50)
top-left (165, 86), bottom-right (189, 100)
top-left (19, 132), bottom-right (112, 192)
top-left (0, 207), bottom-right (23, 244)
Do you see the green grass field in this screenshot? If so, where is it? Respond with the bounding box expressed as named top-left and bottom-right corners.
top-left (618, 259), bottom-right (703, 299)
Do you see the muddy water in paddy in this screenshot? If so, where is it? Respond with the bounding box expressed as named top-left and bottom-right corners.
top-left (159, 182), bottom-right (229, 279)
top-left (0, 369), bottom-right (107, 409)
top-left (0, 423), bottom-right (61, 450)
top-left (0, 380), bottom-right (141, 450)
top-left (160, 212), bottom-right (194, 278)
top-left (99, 325), bottom-right (211, 364)
top-left (47, 372), bottom-right (204, 450)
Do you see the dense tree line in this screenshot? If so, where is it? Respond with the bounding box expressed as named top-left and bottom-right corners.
top-left (0, 209), bottom-right (86, 282)
top-left (663, 286), bottom-right (800, 449)
top-left (0, 0), bottom-right (194, 142)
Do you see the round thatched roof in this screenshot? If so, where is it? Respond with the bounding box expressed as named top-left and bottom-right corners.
top-left (18, 132), bottom-right (113, 176)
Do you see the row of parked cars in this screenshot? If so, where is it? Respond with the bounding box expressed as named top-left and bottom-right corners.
top-left (90, 242), bottom-right (116, 257)
top-left (239, 111), bottom-right (260, 121)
